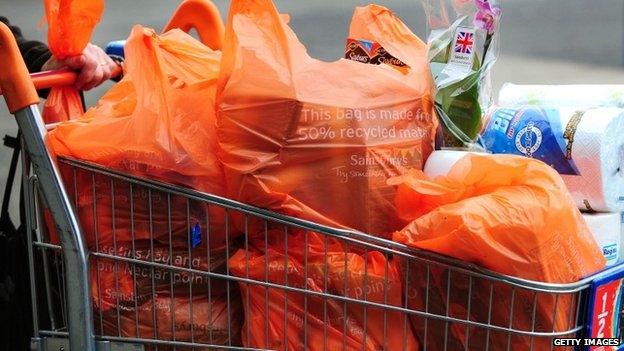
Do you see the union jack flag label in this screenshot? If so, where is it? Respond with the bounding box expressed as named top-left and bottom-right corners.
top-left (443, 26), bottom-right (477, 75)
top-left (454, 31), bottom-right (474, 54)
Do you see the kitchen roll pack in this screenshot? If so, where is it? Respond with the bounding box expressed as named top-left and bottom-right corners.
top-left (582, 213), bottom-right (621, 266)
top-left (480, 107), bottom-right (624, 212)
top-left (499, 84), bottom-right (624, 109)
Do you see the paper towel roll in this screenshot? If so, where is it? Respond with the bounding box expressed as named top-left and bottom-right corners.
top-left (424, 150), bottom-right (476, 178)
top-left (583, 213), bottom-right (621, 266)
top-left (481, 107), bottom-right (624, 212)
top-left (499, 84), bottom-right (624, 108)
top-left (560, 109), bottom-right (624, 212)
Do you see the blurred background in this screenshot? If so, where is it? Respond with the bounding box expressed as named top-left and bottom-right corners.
top-left (0, 0), bottom-right (623, 217)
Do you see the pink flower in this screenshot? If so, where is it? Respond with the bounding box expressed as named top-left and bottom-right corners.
top-left (474, 0), bottom-right (502, 34)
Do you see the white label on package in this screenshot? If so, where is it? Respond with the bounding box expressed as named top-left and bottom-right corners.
top-left (442, 26), bottom-right (476, 76)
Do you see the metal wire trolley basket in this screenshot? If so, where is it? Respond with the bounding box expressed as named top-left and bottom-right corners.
top-left (22, 155), bottom-right (624, 351)
top-left (2, 5), bottom-right (624, 351)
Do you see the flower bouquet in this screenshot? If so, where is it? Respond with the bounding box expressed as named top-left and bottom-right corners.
top-left (421, 0), bottom-right (502, 147)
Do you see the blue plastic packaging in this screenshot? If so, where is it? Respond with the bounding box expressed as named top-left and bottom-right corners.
top-left (105, 40), bottom-right (126, 60)
top-left (480, 106), bottom-right (580, 175)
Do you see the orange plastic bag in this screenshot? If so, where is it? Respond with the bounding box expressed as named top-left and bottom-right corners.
top-left (43, 0), bottom-right (104, 122)
top-left (99, 293), bottom-right (242, 350)
top-left (62, 166), bottom-right (226, 249)
top-left (92, 243), bottom-right (241, 349)
top-left (42, 86), bottom-right (85, 123)
top-left (49, 26), bottom-right (230, 248)
top-left (44, 0), bottom-right (104, 59)
top-left (391, 154), bottom-right (606, 350)
top-left (90, 241), bottom-right (230, 309)
top-left (229, 231), bottom-right (418, 350)
top-left (41, 0), bottom-right (105, 246)
top-left (217, 1), bottom-right (436, 237)
top-left (401, 259), bottom-right (584, 350)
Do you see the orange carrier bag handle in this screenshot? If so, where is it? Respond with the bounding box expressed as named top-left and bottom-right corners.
top-left (163, 0), bottom-right (224, 50)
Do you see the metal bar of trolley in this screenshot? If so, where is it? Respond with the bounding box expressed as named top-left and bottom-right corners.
top-left (0, 21), bottom-right (98, 351)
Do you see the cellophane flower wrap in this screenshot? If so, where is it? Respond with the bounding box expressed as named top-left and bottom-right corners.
top-left (420, 0), bottom-right (501, 148)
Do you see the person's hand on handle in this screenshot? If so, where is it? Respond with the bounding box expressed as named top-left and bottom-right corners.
top-left (41, 43), bottom-right (116, 91)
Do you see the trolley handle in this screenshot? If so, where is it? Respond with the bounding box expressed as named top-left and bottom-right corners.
top-left (163, 0), bottom-right (224, 50)
top-left (0, 23), bottom-right (122, 106)
top-left (27, 65), bottom-right (123, 91)
top-left (0, 22), bottom-right (39, 113)
top-left (0, 59), bottom-right (122, 99)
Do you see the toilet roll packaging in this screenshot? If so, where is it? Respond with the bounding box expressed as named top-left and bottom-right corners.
top-left (499, 84), bottom-right (624, 109)
top-left (582, 213), bottom-right (621, 266)
top-left (481, 107), bottom-right (624, 212)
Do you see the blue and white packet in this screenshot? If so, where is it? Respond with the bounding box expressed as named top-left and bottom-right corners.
top-left (480, 106), bottom-right (580, 175)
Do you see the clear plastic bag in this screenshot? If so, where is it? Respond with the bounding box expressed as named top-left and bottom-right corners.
top-left (420, 0), bottom-right (501, 147)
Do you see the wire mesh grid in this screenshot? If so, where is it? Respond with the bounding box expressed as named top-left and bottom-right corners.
top-left (25, 157), bottom-right (594, 351)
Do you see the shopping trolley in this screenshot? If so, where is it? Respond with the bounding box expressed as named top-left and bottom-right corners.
top-left (1, 1), bottom-right (624, 350)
